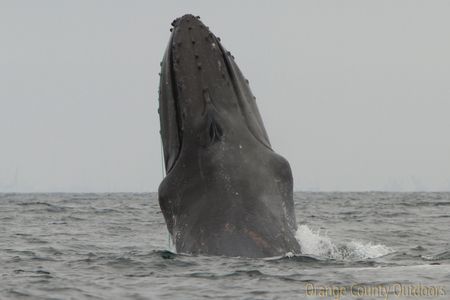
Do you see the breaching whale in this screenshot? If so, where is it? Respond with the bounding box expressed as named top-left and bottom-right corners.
top-left (158, 14), bottom-right (301, 257)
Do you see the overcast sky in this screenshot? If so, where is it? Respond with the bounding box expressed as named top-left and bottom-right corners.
top-left (1, 1), bottom-right (449, 192)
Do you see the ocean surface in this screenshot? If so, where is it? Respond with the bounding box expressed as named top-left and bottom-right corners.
top-left (1, 192), bottom-right (449, 300)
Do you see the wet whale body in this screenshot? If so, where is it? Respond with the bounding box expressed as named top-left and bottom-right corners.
top-left (158, 14), bottom-right (301, 257)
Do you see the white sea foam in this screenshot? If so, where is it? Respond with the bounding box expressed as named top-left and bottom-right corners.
top-left (295, 224), bottom-right (393, 260)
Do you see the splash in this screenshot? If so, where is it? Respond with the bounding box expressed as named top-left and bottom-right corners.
top-left (295, 225), bottom-right (393, 260)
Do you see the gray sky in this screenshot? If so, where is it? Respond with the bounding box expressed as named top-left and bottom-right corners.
top-left (1, 1), bottom-right (450, 192)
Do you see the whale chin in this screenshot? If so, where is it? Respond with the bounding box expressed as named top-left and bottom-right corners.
top-left (158, 14), bottom-right (301, 258)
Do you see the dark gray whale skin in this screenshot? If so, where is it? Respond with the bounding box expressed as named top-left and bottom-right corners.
top-left (158, 14), bottom-right (301, 257)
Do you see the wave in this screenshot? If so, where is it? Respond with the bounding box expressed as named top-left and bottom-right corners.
top-left (422, 250), bottom-right (450, 261)
top-left (295, 225), bottom-right (393, 260)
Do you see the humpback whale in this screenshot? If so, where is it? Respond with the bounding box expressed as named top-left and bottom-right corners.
top-left (158, 14), bottom-right (301, 257)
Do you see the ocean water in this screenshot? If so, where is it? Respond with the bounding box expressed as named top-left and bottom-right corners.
top-left (1, 192), bottom-right (449, 300)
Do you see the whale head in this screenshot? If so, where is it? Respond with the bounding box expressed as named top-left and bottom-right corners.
top-left (159, 14), bottom-right (272, 173)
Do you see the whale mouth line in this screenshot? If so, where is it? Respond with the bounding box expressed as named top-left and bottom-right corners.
top-left (165, 34), bottom-right (183, 174)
